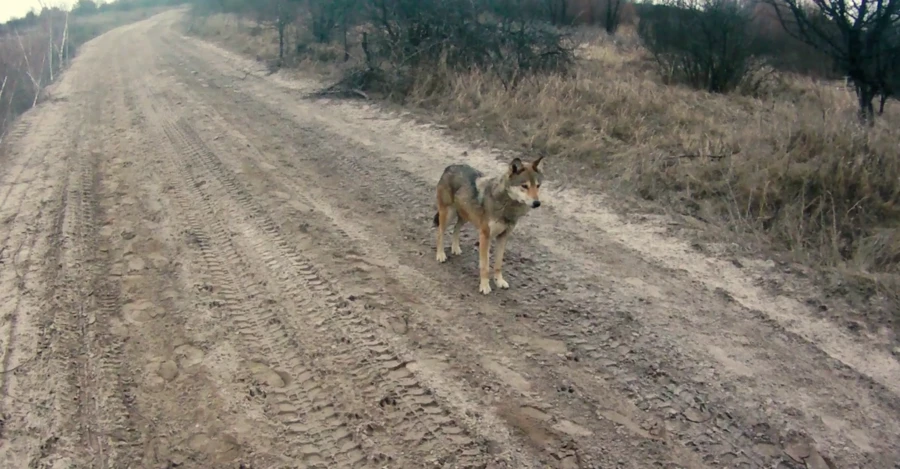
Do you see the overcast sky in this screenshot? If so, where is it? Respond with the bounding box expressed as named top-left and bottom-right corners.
top-left (1, 0), bottom-right (78, 23)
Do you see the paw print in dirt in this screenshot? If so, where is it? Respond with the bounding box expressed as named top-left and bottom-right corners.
top-left (557, 383), bottom-right (576, 394)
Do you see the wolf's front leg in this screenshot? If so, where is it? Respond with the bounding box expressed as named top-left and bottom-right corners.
top-left (493, 231), bottom-right (510, 289)
top-left (478, 229), bottom-right (492, 294)
top-left (435, 207), bottom-right (449, 263)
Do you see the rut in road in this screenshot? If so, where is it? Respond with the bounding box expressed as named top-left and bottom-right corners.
top-left (0, 8), bottom-right (898, 469)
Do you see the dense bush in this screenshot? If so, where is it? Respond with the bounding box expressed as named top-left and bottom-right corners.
top-left (637, 0), bottom-right (768, 94)
top-left (333, 0), bottom-right (576, 96)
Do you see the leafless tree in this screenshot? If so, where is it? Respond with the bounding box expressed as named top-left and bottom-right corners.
top-left (638, 0), bottom-right (766, 93)
top-left (764, 0), bottom-right (900, 123)
top-left (543, 0), bottom-right (569, 24)
top-left (255, 0), bottom-right (302, 61)
top-left (603, 0), bottom-right (625, 34)
top-left (331, 0), bottom-right (574, 94)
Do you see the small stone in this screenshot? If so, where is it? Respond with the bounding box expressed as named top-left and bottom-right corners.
top-left (783, 442), bottom-right (812, 463)
top-left (683, 408), bottom-right (712, 423)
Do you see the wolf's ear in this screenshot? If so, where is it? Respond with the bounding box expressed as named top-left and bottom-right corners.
top-left (509, 157), bottom-right (524, 175)
top-left (531, 155), bottom-right (545, 172)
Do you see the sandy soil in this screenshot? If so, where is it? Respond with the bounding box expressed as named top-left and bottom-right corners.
top-left (0, 9), bottom-right (898, 469)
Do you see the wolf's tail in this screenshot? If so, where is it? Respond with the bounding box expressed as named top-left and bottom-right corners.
top-left (432, 211), bottom-right (440, 227)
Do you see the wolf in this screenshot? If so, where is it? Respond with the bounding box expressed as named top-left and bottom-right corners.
top-left (432, 155), bottom-right (544, 294)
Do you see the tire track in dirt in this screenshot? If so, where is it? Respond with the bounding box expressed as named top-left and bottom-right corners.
top-left (171, 122), bottom-right (479, 465)
top-left (161, 54), bottom-right (781, 468)
top-left (0, 105), bottom-right (71, 469)
top-left (152, 29), bottom-right (715, 469)
top-left (47, 77), bottom-right (140, 466)
top-left (150, 93), bottom-right (501, 466)
top-left (126, 59), bottom-right (493, 463)
top-left (0, 121), bottom-right (40, 214)
top-left (119, 33), bottom-right (386, 466)
top-left (113, 40), bottom-right (306, 467)
top-left (0, 116), bottom-right (32, 147)
top-left (152, 66), bottom-right (712, 469)
top-left (154, 119), bottom-right (369, 467)
top-left (0, 117), bottom-right (53, 399)
top-left (0, 45), bottom-right (139, 464)
top-left (157, 20), bottom-right (900, 467)
top-left (142, 36), bottom-right (573, 467)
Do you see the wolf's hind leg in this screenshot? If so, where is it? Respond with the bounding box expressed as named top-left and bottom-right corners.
top-left (451, 214), bottom-right (464, 256)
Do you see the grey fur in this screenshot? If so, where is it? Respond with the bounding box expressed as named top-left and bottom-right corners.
top-left (433, 156), bottom-right (545, 294)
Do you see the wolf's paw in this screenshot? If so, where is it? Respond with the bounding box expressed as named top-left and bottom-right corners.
top-left (479, 279), bottom-right (492, 295)
top-left (494, 275), bottom-right (510, 289)
top-left (451, 244), bottom-right (463, 256)
top-left (436, 250), bottom-right (448, 263)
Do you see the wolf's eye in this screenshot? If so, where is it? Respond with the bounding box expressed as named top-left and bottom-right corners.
top-left (536, 184), bottom-right (541, 188)
top-left (521, 184), bottom-right (529, 189)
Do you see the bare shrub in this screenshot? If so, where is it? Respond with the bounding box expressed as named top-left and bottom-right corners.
top-left (336, 0), bottom-right (575, 98)
top-left (747, 0), bottom-right (837, 79)
top-left (763, 0), bottom-right (900, 124)
top-left (1, 3), bottom-right (168, 141)
top-left (251, 0), bottom-right (301, 61)
top-left (72, 0), bottom-right (100, 15)
top-left (304, 0), bottom-right (357, 60)
top-left (516, 0), bottom-right (636, 31)
top-left (637, 0), bottom-right (769, 93)
top-left (0, 7), bottom-right (70, 140)
top-left (598, 0), bottom-right (628, 34)
top-left (304, 0), bottom-right (341, 43)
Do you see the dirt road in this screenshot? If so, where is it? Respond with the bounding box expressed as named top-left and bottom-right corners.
top-left (0, 9), bottom-right (898, 469)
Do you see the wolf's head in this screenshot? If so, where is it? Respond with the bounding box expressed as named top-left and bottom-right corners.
top-left (505, 155), bottom-right (545, 208)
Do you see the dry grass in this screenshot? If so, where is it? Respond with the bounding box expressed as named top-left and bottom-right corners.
top-left (186, 14), bottom-right (273, 58)
top-left (188, 14), bottom-right (900, 314)
top-left (186, 13), bottom-right (347, 79)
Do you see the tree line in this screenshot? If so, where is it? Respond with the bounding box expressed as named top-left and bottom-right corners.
top-left (189, 0), bottom-right (900, 123)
